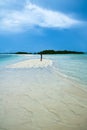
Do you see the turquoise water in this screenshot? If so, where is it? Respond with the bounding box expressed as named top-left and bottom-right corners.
top-left (50, 54), bottom-right (87, 86)
top-left (0, 54), bottom-right (36, 67)
top-left (0, 54), bottom-right (87, 86)
top-left (42, 54), bottom-right (87, 86)
top-left (0, 54), bottom-right (19, 66)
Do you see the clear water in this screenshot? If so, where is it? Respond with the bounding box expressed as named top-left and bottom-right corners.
top-left (0, 54), bottom-right (87, 86)
top-left (43, 54), bottom-right (87, 86)
top-left (49, 54), bottom-right (87, 86)
top-left (0, 54), bottom-right (19, 66)
top-left (0, 54), bottom-right (87, 130)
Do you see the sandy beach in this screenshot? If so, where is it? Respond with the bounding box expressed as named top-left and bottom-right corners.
top-left (7, 59), bottom-right (53, 68)
top-left (0, 0), bottom-right (87, 129)
top-left (0, 58), bottom-right (87, 130)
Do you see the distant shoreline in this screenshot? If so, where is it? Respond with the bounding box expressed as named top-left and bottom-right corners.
top-left (0, 50), bottom-right (85, 55)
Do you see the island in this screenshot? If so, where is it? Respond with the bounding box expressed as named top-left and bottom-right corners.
top-left (0, 50), bottom-right (85, 54)
top-left (15, 52), bottom-right (32, 54)
top-left (37, 50), bottom-right (84, 54)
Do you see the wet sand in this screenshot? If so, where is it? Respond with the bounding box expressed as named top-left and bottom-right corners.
top-left (0, 60), bottom-right (87, 130)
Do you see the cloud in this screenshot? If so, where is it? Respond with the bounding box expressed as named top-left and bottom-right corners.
top-left (0, 2), bottom-right (80, 33)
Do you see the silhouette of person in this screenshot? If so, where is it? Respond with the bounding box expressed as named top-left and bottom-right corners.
top-left (40, 53), bottom-right (42, 61)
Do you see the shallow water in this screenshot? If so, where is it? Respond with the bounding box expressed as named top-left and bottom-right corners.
top-left (0, 54), bottom-right (87, 130)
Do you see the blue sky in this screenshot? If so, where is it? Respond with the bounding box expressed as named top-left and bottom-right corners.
top-left (0, 0), bottom-right (87, 52)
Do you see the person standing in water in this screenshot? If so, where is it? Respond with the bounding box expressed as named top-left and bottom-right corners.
top-left (40, 53), bottom-right (42, 61)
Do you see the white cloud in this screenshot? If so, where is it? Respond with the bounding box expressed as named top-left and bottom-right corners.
top-left (0, 2), bottom-right (80, 33)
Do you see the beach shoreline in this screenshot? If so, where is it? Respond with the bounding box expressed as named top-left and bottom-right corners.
top-left (0, 55), bottom-right (87, 130)
top-left (7, 59), bottom-right (53, 68)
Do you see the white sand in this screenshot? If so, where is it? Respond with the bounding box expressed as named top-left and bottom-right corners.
top-left (7, 59), bottom-right (52, 68)
top-left (1, 59), bottom-right (87, 130)
top-left (0, 69), bottom-right (87, 130)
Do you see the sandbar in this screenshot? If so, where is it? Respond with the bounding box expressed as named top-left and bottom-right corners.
top-left (7, 59), bottom-right (52, 68)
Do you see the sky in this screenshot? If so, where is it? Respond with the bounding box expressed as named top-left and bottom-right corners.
top-left (0, 0), bottom-right (87, 53)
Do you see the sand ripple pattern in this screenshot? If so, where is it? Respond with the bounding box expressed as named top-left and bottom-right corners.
top-left (0, 63), bottom-right (87, 130)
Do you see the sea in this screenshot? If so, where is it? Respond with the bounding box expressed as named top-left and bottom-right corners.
top-left (0, 54), bottom-right (87, 130)
top-left (0, 54), bottom-right (87, 86)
